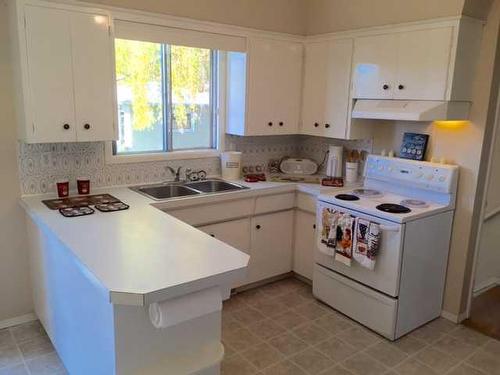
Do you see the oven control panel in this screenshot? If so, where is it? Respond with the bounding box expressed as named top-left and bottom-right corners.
top-left (365, 155), bottom-right (458, 193)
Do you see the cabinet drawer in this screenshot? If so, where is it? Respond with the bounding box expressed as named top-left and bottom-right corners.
top-left (167, 198), bottom-right (254, 226)
top-left (296, 192), bottom-right (316, 213)
top-left (313, 265), bottom-right (397, 339)
top-left (254, 193), bottom-right (295, 215)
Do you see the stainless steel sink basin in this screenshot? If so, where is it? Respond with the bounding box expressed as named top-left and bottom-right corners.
top-left (184, 179), bottom-right (249, 193)
top-left (130, 179), bottom-right (249, 200)
top-left (135, 184), bottom-right (200, 200)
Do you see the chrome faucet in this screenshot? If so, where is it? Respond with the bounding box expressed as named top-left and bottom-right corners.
top-left (165, 166), bottom-right (183, 182)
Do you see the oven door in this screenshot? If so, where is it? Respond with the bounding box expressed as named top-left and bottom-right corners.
top-left (315, 200), bottom-right (405, 297)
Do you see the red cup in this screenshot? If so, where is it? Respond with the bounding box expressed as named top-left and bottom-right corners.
top-left (77, 177), bottom-right (90, 195)
top-left (56, 180), bottom-right (69, 198)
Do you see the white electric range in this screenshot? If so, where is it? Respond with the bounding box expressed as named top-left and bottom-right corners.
top-left (313, 155), bottom-right (459, 340)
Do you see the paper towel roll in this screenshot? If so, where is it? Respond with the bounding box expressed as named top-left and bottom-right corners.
top-left (149, 287), bottom-right (222, 329)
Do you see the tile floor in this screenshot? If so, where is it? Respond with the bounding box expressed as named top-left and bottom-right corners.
top-left (1, 277), bottom-right (499, 375)
top-left (222, 277), bottom-right (500, 375)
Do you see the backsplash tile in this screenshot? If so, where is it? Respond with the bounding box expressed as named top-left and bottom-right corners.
top-left (18, 136), bottom-right (372, 195)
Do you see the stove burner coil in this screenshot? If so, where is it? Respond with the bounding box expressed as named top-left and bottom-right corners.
top-left (335, 194), bottom-right (360, 201)
top-left (400, 199), bottom-right (429, 208)
top-left (376, 203), bottom-right (411, 214)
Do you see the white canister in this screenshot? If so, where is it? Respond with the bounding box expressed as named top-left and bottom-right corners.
top-left (345, 162), bottom-right (359, 184)
top-left (221, 152), bottom-right (242, 180)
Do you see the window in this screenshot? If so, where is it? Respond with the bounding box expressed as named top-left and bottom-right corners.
top-left (114, 39), bottom-right (218, 155)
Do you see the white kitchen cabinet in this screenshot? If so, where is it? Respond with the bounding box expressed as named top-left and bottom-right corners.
top-left (301, 38), bottom-right (353, 139)
top-left (226, 37), bottom-right (303, 136)
top-left (352, 27), bottom-right (454, 101)
top-left (11, 2), bottom-right (117, 143)
top-left (198, 218), bottom-right (251, 287)
top-left (293, 210), bottom-right (316, 280)
top-left (248, 210), bottom-right (294, 283)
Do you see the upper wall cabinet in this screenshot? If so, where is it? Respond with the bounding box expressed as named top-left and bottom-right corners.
top-left (9, 1), bottom-right (117, 143)
top-left (226, 37), bottom-right (303, 136)
top-left (352, 20), bottom-right (483, 101)
top-left (301, 38), bottom-right (353, 139)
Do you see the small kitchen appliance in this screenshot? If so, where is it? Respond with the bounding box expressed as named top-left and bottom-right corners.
top-left (279, 158), bottom-right (318, 175)
top-left (326, 146), bottom-right (343, 178)
top-left (314, 155), bottom-right (459, 340)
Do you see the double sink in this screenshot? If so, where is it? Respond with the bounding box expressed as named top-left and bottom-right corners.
top-left (130, 179), bottom-right (249, 200)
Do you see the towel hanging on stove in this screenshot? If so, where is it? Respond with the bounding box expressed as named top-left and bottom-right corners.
top-left (353, 218), bottom-right (380, 270)
top-left (334, 213), bottom-right (355, 266)
top-left (318, 208), bottom-right (340, 256)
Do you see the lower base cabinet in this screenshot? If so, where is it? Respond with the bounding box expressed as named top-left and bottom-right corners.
top-left (293, 210), bottom-right (316, 280)
top-left (248, 210), bottom-right (294, 284)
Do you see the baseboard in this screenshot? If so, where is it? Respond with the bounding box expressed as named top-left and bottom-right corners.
top-left (0, 312), bottom-right (37, 330)
top-left (441, 310), bottom-right (467, 323)
top-left (473, 277), bottom-right (500, 297)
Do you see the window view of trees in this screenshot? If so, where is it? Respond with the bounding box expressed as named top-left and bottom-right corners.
top-left (114, 39), bottom-right (214, 154)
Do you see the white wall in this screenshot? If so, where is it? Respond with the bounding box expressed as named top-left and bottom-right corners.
top-left (0, 0), bottom-right (33, 322)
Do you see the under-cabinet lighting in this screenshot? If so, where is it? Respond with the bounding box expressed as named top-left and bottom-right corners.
top-left (94, 15), bottom-right (107, 25)
top-left (432, 120), bottom-right (470, 129)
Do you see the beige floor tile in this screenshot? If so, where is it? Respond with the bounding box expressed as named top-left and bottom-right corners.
top-left (315, 337), bottom-right (358, 363)
top-left (26, 352), bottom-right (66, 375)
top-left (223, 295), bottom-right (248, 313)
top-left (277, 292), bottom-right (310, 307)
top-left (18, 335), bottom-right (55, 360)
top-left (426, 318), bottom-right (457, 333)
top-left (222, 317), bottom-right (244, 336)
top-left (259, 281), bottom-right (292, 298)
top-left (408, 324), bottom-right (446, 344)
top-left (291, 347), bottom-right (335, 375)
top-left (246, 318), bottom-right (287, 340)
top-left (10, 321), bottom-right (45, 344)
top-left (466, 349), bottom-right (500, 375)
top-left (447, 364), bottom-right (488, 375)
top-left (0, 344), bottom-right (23, 369)
top-left (448, 326), bottom-right (490, 347)
top-left (251, 299), bottom-right (290, 318)
top-left (221, 354), bottom-right (258, 375)
top-left (342, 353), bottom-right (387, 375)
top-left (292, 322), bottom-right (331, 345)
top-left (394, 358), bottom-right (438, 375)
top-left (241, 342), bottom-right (283, 370)
top-left (335, 327), bottom-right (380, 351)
top-left (319, 364), bottom-right (355, 375)
top-left (222, 327), bottom-right (262, 352)
top-left (268, 332), bottom-right (310, 356)
top-left (0, 364), bottom-right (29, 375)
top-left (433, 335), bottom-right (477, 359)
top-left (239, 289), bottom-right (272, 306)
top-left (232, 307), bottom-right (267, 326)
top-left (314, 314), bottom-right (353, 335)
top-left (391, 336), bottom-right (427, 355)
top-left (272, 311), bottom-right (310, 330)
top-left (413, 347), bottom-right (457, 374)
top-left (365, 342), bottom-right (408, 367)
top-left (294, 301), bottom-right (331, 320)
top-left (483, 340), bottom-right (500, 356)
top-left (261, 360), bottom-right (307, 375)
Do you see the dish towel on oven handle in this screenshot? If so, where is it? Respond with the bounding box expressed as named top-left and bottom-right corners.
top-left (334, 213), bottom-right (355, 266)
top-left (353, 218), bottom-right (380, 270)
top-left (318, 207), bottom-right (340, 256)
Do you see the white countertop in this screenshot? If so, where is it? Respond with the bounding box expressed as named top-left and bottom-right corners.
top-left (20, 179), bottom-right (345, 306)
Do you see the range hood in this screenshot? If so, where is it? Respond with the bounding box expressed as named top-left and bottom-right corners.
top-left (351, 100), bottom-right (470, 121)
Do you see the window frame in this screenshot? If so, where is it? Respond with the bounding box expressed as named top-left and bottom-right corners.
top-left (106, 44), bottom-right (226, 164)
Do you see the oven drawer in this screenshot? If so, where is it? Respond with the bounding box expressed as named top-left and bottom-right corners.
top-left (315, 201), bottom-right (404, 297)
top-left (313, 264), bottom-right (397, 340)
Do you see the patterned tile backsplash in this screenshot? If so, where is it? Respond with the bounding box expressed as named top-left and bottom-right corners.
top-left (18, 136), bottom-right (372, 195)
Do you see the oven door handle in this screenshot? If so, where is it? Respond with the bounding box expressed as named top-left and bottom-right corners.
top-left (379, 225), bottom-right (400, 232)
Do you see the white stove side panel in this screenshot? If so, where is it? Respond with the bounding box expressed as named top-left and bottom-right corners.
top-left (396, 210), bottom-right (454, 337)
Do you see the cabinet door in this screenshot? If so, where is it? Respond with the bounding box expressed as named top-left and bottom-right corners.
top-left (395, 27), bottom-right (453, 100)
top-left (301, 41), bottom-right (328, 137)
top-left (198, 219), bottom-right (251, 287)
top-left (71, 12), bottom-right (117, 141)
top-left (352, 33), bottom-right (398, 99)
top-left (293, 210), bottom-right (316, 280)
top-left (323, 38), bottom-right (353, 139)
top-left (247, 38), bottom-right (302, 135)
top-left (249, 211), bottom-right (294, 283)
top-left (25, 6), bottom-right (76, 142)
